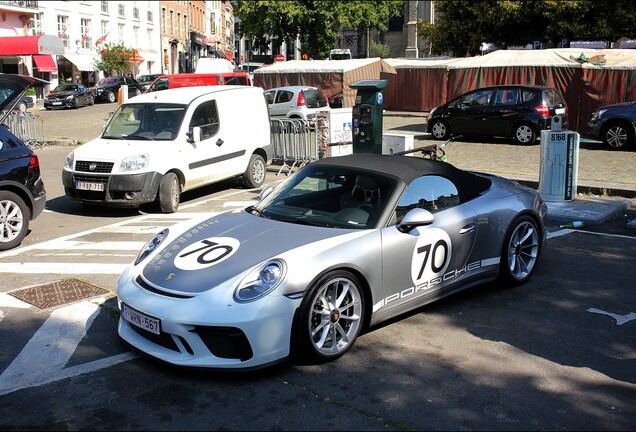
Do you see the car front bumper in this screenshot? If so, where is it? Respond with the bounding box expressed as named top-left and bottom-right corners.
top-left (116, 266), bottom-right (302, 369)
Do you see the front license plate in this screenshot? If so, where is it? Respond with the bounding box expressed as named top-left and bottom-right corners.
top-left (121, 303), bottom-right (161, 335)
top-left (75, 181), bottom-right (104, 191)
top-left (555, 108), bottom-right (565, 115)
top-left (52, 102), bottom-right (62, 106)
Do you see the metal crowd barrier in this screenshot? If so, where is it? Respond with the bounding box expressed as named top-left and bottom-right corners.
top-left (3, 111), bottom-right (46, 150)
top-left (270, 117), bottom-right (329, 176)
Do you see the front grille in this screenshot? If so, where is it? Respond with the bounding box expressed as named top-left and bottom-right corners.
top-left (76, 160), bottom-right (114, 173)
top-left (73, 173), bottom-right (108, 184)
top-left (135, 276), bottom-right (193, 299)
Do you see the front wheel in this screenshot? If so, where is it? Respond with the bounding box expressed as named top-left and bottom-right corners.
top-left (429, 119), bottom-right (450, 140)
top-left (0, 191), bottom-right (30, 251)
top-left (499, 215), bottom-right (540, 286)
top-left (513, 123), bottom-right (537, 145)
top-left (292, 270), bottom-right (365, 364)
top-left (601, 121), bottom-right (633, 150)
top-left (243, 154), bottom-right (266, 188)
top-left (157, 172), bottom-right (180, 213)
top-left (107, 91), bottom-right (116, 103)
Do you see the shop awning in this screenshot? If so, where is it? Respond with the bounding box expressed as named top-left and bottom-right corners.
top-left (62, 54), bottom-right (98, 71)
top-left (0, 35), bottom-right (64, 56)
top-left (33, 55), bottom-right (57, 72)
top-left (129, 49), bottom-right (144, 64)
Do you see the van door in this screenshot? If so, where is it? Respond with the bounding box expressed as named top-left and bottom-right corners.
top-left (184, 98), bottom-right (243, 188)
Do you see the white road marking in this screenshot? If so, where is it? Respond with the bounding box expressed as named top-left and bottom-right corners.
top-left (587, 308), bottom-right (636, 326)
top-left (0, 293), bottom-right (32, 309)
top-left (0, 298), bottom-right (139, 396)
top-left (0, 263), bottom-right (128, 274)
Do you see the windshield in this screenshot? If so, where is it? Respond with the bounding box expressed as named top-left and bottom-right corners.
top-left (102, 103), bottom-right (187, 141)
top-left (98, 77), bottom-right (118, 86)
top-left (53, 84), bottom-right (77, 92)
top-left (249, 165), bottom-right (396, 229)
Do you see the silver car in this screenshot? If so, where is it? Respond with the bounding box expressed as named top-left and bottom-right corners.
top-left (117, 154), bottom-right (547, 370)
top-left (263, 85), bottom-right (331, 120)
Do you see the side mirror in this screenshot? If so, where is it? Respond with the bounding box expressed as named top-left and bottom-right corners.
top-left (259, 185), bottom-right (274, 200)
top-left (187, 126), bottom-right (202, 144)
top-left (398, 208), bottom-right (435, 233)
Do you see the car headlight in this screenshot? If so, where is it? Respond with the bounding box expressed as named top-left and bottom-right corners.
top-left (64, 151), bottom-right (74, 169)
top-left (234, 259), bottom-right (286, 303)
top-left (119, 154), bottom-right (149, 172)
top-left (65, 95), bottom-right (75, 101)
top-left (134, 228), bottom-right (168, 265)
top-left (590, 108), bottom-right (607, 122)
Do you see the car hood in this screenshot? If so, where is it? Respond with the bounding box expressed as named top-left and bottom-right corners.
top-left (140, 210), bottom-right (363, 295)
top-left (598, 101), bottom-right (636, 111)
top-left (72, 138), bottom-right (165, 162)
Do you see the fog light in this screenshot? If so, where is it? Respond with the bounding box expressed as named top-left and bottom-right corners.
top-left (124, 192), bottom-right (137, 200)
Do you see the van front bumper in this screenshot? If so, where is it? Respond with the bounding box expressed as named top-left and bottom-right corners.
top-left (62, 170), bottom-right (162, 207)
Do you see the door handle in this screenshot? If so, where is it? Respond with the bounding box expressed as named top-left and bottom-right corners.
top-left (216, 138), bottom-right (224, 147)
top-left (459, 223), bottom-right (476, 234)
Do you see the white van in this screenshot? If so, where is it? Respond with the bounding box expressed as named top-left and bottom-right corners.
top-left (62, 85), bottom-right (272, 213)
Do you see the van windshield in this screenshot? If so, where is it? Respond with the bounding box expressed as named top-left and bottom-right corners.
top-left (102, 103), bottom-right (187, 141)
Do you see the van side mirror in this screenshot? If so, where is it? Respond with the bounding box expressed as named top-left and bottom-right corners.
top-left (187, 126), bottom-right (202, 144)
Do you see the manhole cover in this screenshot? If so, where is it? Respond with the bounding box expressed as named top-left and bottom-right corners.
top-left (9, 279), bottom-right (110, 309)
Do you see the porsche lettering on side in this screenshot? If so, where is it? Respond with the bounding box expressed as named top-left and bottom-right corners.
top-left (117, 154), bottom-right (548, 369)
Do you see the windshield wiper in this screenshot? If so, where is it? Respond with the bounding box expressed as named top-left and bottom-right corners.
top-left (124, 134), bottom-right (154, 141)
top-left (246, 206), bottom-right (270, 219)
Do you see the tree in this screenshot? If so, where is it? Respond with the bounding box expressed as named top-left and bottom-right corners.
top-left (94, 42), bottom-right (132, 76)
top-left (234, 0), bottom-right (402, 60)
top-left (369, 41), bottom-right (390, 58)
top-left (419, 0), bottom-right (636, 57)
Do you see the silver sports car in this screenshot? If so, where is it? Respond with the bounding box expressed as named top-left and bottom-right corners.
top-left (117, 154), bottom-right (548, 369)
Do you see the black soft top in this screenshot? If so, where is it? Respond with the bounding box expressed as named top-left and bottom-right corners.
top-left (312, 154), bottom-right (492, 202)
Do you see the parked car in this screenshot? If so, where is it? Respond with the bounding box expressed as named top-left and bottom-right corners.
top-left (264, 86), bottom-right (331, 120)
top-left (586, 101), bottom-right (636, 150)
top-left (136, 73), bottom-right (162, 92)
top-left (43, 83), bottom-right (94, 109)
top-left (116, 153), bottom-right (547, 369)
top-left (0, 73), bottom-right (47, 250)
top-left (62, 85), bottom-right (273, 213)
top-left (426, 85), bottom-right (569, 145)
top-left (91, 76), bottom-right (144, 103)
top-left (146, 72), bottom-right (251, 93)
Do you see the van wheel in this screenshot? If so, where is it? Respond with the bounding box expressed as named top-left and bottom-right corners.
top-left (158, 172), bottom-right (180, 213)
top-left (0, 191), bottom-right (30, 251)
top-left (243, 154), bottom-right (266, 188)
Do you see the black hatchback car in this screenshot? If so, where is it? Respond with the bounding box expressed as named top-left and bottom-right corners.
top-left (0, 74), bottom-right (47, 250)
top-left (426, 85), bottom-right (569, 145)
top-left (586, 101), bottom-right (636, 150)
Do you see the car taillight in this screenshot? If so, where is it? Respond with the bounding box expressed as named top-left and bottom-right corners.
top-left (29, 154), bottom-right (40, 171)
top-left (297, 91), bottom-right (306, 107)
top-left (534, 103), bottom-right (550, 118)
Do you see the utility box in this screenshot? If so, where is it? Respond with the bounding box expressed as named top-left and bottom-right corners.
top-left (326, 108), bottom-right (353, 157)
top-left (538, 116), bottom-right (580, 201)
top-left (350, 79), bottom-right (387, 154)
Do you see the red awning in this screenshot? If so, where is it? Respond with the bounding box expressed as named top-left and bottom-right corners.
top-left (0, 35), bottom-right (64, 56)
top-left (33, 55), bottom-right (57, 72)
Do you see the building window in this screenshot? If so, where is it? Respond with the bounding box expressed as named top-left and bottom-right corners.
top-left (147, 28), bottom-right (153, 49)
top-left (133, 2), bottom-right (140, 20)
top-left (134, 26), bottom-right (139, 46)
top-left (161, 8), bottom-right (166, 31)
top-left (27, 13), bottom-right (43, 36)
top-left (169, 10), bottom-right (174, 34)
top-left (118, 2), bottom-right (125, 18)
top-left (57, 15), bottom-right (70, 48)
top-left (210, 12), bottom-right (216, 35)
top-left (118, 23), bottom-right (125, 41)
top-left (101, 20), bottom-right (108, 37)
top-left (101, 1), bottom-right (108, 13)
top-left (80, 18), bottom-right (92, 49)
top-left (147, 10), bottom-right (153, 23)
top-left (177, 12), bottom-right (181, 36)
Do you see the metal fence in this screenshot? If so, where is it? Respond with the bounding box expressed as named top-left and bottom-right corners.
top-left (270, 117), bottom-right (329, 176)
top-left (3, 111), bottom-right (46, 149)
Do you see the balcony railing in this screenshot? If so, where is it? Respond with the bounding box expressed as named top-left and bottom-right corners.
top-left (0, 1), bottom-right (38, 11)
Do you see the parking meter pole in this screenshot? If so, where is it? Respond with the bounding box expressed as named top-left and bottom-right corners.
top-left (538, 116), bottom-right (580, 201)
top-left (350, 80), bottom-right (387, 154)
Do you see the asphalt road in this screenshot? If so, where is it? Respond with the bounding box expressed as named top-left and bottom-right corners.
top-left (0, 101), bottom-right (632, 431)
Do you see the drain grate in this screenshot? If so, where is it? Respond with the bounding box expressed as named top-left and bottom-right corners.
top-left (9, 279), bottom-right (110, 309)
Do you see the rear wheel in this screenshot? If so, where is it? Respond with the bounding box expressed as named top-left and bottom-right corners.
top-left (499, 215), bottom-right (540, 286)
top-left (89, 96), bottom-right (95, 106)
top-left (429, 119), bottom-right (450, 140)
top-left (157, 172), bottom-right (180, 213)
top-left (0, 191), bottom-right (30, 251)
top-left (292, 270), bottom-right (365, 364)
top-left (601, 121), bottom-right (633, 150)
top-left (73, 98), bottom-right (80, 109)
top-left (243, 154), bottom-right (266, 188)
top-left (513, 122), bottom-right (537, 145)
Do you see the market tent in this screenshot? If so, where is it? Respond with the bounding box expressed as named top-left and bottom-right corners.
top-left (253, 58), bottom-right (396, 107)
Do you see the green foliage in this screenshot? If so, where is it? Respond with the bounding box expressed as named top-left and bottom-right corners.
top-left (420, 0), bottom-right (636, 57)
top-left (94, 42), bottom-right (132, 76)
top-left (369, 41), bottom-right (390, 58)
top-left (235, 0), bottom-right (402, 60)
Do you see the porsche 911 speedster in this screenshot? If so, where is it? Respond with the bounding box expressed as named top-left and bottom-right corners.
top-left (116, 154), bottom-right (548, 370)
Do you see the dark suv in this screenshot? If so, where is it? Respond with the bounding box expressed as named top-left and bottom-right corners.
top-left (426, 85), bottom-right (569, 145)
top-left (91, 76), bottom-right (144, 103)
top-left (0, 74), bottom-right (47, 250)
top-left (586, 101), bottom-right (636, 150)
